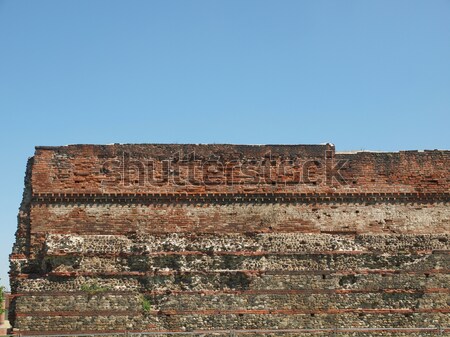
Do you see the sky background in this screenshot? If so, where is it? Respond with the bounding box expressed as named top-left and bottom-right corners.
top-left (0, 0), bottom-right (449, 289)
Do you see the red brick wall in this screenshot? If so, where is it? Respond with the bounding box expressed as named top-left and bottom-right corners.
top-left (30, 144), bottom-right (450, 195)
top-left (9, 144), bottom-right (450, 335)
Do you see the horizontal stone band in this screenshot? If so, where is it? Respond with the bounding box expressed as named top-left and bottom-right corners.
top-left (31, 192), bottom-right (450, 204)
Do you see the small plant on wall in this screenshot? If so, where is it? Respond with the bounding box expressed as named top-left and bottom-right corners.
top-left (80, 283), bottom-right (109, 300)
top-left (141, 295), bottom-right (152, 314)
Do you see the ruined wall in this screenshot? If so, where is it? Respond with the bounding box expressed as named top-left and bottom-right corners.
top-left (9, 144), bottom-right (450, 336)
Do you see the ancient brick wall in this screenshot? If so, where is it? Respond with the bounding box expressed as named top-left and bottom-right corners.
top-left (9, 144), bottom-right (450, 336)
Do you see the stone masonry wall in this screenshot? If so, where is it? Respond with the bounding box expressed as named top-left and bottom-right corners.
top-left (9, 144), bottom-right (450, 336)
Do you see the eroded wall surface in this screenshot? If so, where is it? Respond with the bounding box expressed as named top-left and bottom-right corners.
top-left (9, 144), bottom-right (450, 336)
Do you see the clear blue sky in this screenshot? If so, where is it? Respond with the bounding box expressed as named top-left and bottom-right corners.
top-left (0, 0), bottom-right (449, 289)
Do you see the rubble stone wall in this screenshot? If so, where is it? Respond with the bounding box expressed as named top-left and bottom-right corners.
top-left (9, 144), bottom-right (450, 336)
